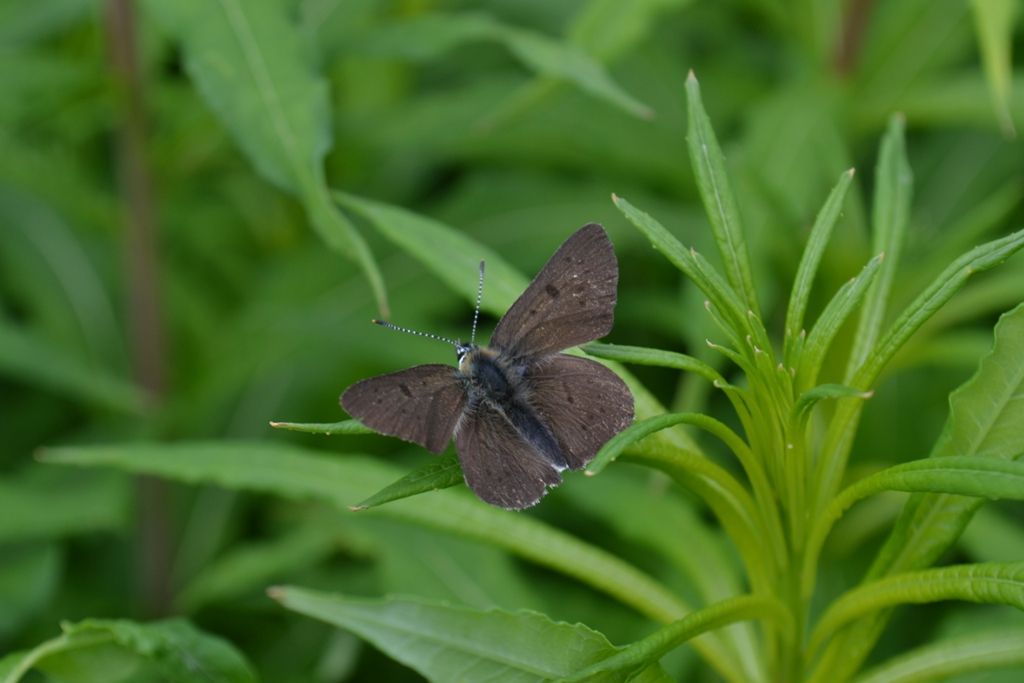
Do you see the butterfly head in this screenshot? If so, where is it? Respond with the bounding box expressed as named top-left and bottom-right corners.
top-left (456, 341), bottom-right (476, 364)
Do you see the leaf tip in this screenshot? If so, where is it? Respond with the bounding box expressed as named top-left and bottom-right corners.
top-left (348, 503), bottom-right (368, 512)
top-left (846, 167), bottom-right (856, 177)
top-left (687, 69), bottom-right (697, 83)
top-left (266, 586), bottom-right (286, 601)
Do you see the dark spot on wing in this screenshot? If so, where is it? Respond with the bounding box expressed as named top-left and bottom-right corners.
top-left (399, 384), bottom-right (413, 398)
top-left (545, 284), bottom-right (560, 298)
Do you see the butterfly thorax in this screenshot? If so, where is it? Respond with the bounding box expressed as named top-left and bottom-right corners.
top-left (457, 345), bottom-right (568, 471)
top-left (458, 346), bottom-right (515, 401)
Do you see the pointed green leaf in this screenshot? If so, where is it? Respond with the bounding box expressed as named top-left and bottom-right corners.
top-left (784, 168), bottom-right (857, 366)
top-left (854, 628), bottom-right (1024, 683)
top-left (970, 0), bottom-right (1018, 135)
top-left (334, 191), bottom-right (528, 314)
top-left (792, 384), bottom-right (872, 425)
top-left (141, 0), bottom-right (387, 314)
top-left (612, 194), bottom-right (747, 342)
top-left (816, 232), bottom-right (1024, 509)
top-left (810, 562), bottom-right (1024, 655)
top-left (41, 443), bottom-right (691, 625)
top-left (797, 253), bottom-right (884, 390)
top-left (581, 343), bottom-right (722, 384)
top-left (845, 114), bottom-right (912, 382)
top-left (811, 301), bottom-right (1024, 682)
top-left (568, 0), bottom-right (693, 61)
top-left (345, 12), bottom-right (651, 119)
top-left (564, 595), bottom-right (789, 681)
top-left (269, 419), bottom-right (373, 435)
top-left (685, 73), bottom-right (758, 314)
top-left (351, 454), bottom-right (463, 511)
top-left (874, 302), bottom-right (1024, 573)
top-left (805, 456), bottom-right (1024, 595)
top-left (271, 588), bottom-right (664, 683)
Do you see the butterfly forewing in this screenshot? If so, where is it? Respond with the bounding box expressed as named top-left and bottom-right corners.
top-left (526, 355), bottom-right (635, 469)
top-left (490, 224), bottom-right (618, 360)
top-left (341, 365), bottom-right (465, 453)
top-left (456, 400), bottom-right (562, 509)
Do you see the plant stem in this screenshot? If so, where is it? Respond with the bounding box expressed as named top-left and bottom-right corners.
top-left (105, 0), bottom-right (172, 617)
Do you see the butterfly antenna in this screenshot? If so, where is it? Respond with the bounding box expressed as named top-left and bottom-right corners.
top-left (470, 260), bottom-right (485, 345)
top-left (371, 319), bottom-right (460, 347)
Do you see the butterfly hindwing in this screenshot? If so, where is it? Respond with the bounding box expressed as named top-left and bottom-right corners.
top-left (455, 399), bottom-right (562, 510)
top-left (490, 224), bottom-right (618, 360)
top-left (340, 365), bottom-right (465, 453)
top-left (525, 354), bottom-right (635, 469)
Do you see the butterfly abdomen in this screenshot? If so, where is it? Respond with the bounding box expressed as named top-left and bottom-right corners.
top-left (461, 346), bottom-right (569, 471)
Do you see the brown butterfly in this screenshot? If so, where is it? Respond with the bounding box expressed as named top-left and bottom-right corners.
top-left (341, 224), bottom-right (634, 509)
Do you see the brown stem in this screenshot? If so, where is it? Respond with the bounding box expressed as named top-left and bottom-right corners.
top-left (105, 0), bottom-right (172, 617)
top-left (834, 0), bottom-right (875, 77)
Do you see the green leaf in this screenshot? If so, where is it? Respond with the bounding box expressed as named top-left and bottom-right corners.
top-left (351, 454), bottom-right (463, 511)
top-left (685, 73), bottom-right (759, 315)
top-left (792, 384), bottom-right (872, 426)
top-left (811, 302), bottom-right (1024, 682)
top-left (970, 0), bottom-right (1018, 135)
top-left (334, 191), bottom-right (529, 314)
top-left (271, 588), bottom-right (665, 683)
top-left (345, 13), bottom-right (651, 119)
top-left (809, 562), bottom-right (1024, 655)
top-left (784, 168), bottom-right (857, 367)
top-left (612, 194), bottom-right (748, 343)
top-left (815, 232), bottom-right (1024, 509)
top-left (854, 628), bottom-right (1024, 683)
top-left (268, 419), bottom-right (373, 435)
top-left (141, 0), bottom-right (387, 315)
top-left (564, 595), bottom-right (789, 681)
top-left (140, 0), bottom-right (325, 196)
top-left (581, 343), bottom-right (723, 384)
top-left (592, 421), bottom-right (779, 604)
top-left (587, 413), bottom-right (724, 476)
top-left (797, 253), bottom-right (884, 391)
top-left (845, 115), bottom-right (913, 380)
top-left (0, 321), bottom-right (144, 414)
top-left (0, 618), bottom-right (256, 683)
top-left (804, 456), bottom-right (1024, 595)
top-left (567, 0), bottom-right (693, 61)
top-left (41, 443), bottom-right (693, 626)
top-left (875, 302), bottom-right (1024, 574)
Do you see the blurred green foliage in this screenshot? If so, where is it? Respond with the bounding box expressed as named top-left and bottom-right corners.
top-left (1, 0), bottom-right (1023, 681)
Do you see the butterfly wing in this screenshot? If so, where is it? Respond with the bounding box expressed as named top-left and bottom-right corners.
top-left (525, 354), bottom-right (634, 469)
top-left (490, 224), bottom-right (618, 360)
top-left (456, 400), bottom-right (562, 510)
top-left (340, 365), bottom-right (465, 453)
